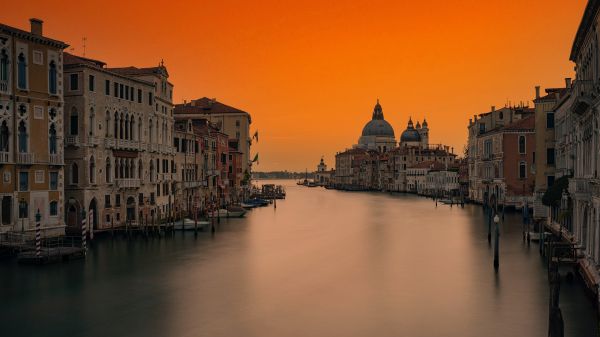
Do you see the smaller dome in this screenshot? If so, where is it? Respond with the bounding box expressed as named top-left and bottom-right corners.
top-left (422, 119), bottom-right (428, 128)
top-left (400, 129), bottom-right (422, 142)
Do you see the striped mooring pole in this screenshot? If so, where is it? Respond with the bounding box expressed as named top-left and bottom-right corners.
top-left (89, 209), bottom-right (94, 241)
top-left (35, 209), bottom-right (41, 258)
top-left (81, 209), bottom-right (87, 255)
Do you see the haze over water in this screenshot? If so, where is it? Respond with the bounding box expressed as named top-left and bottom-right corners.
top-left (1, 180), bottom-right (597, 337)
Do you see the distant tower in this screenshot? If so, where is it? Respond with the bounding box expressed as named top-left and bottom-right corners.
top-left (420, 118), bottom-right (429, 148)
top-left (317, 157), bottom-right (327, 172)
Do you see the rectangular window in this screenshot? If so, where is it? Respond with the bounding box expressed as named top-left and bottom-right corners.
top-left (89, 75), bottom-right (95, 92)
top-left (70, 74), bottom-right (79, 91)
top-left (150, 193), bottom-right (155, 205)
top-left (105, 80), bottom-right (110, 95)
top-left (519, 162), bottom-right (526, 179)
top-left (157, 184), bottom-right (161, 196)
top-left (49, 172), bottom-right (58, 190)
top-left (119, 84), bottom-right (124, 98)
top-left (547, 175), bottom-right (555, 187)
top-left (116, 194), bottom-right (121, 207)
top-left (138, 89), bottom-right (142, 103)
top-left (148, 92), bottom-right (153, 106)
top-left (139, 193), bottom-right (144, 205)
top-left (105, 195), bottom-right (111, 208)
top-left (19, 171), bottom-right (28, 191)
top-left (130, 87), bottom-right (134, 101)
top-left (547, 148), bottom-right (555, 165)
top-left (125, 85), bottom-right (129, 100)
top-left (114, 82), bottom-right (118, 97)
top-left (547, 112), bottom-right (555, 129)
top-left (49, 202), bottom-right (58, 216)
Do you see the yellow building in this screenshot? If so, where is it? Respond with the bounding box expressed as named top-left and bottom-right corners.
top-left (0, 19), bottom-right (68, 235)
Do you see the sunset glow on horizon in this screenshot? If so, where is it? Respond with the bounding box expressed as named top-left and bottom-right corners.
top-left (3, 0), bottom-right (587, 171)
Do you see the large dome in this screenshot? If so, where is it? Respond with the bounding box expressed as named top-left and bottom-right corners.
top-left (362, 119), bottom-right (395, 137)
top-left (360, 99), bottom-right (395, 137)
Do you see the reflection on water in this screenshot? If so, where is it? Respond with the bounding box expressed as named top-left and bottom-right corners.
top-left (1, 180), bottom-right (597, 337)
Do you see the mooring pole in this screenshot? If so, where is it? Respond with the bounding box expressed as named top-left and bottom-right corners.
top-left (493, 212), bottom-right (500, 271)
top-left (35, 209), bottom-right (41, 258)
top-left (81, 209), bottom-right (87, 256)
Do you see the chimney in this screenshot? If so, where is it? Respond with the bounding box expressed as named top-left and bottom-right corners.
top-left (30, 18), bottom-right (43, 36)
top-left (535, 86), bottom-right (540, 99)
top-left (565, 78), bottom-right (572, 89)
top-left (491, 106), bottom-right (496, 112)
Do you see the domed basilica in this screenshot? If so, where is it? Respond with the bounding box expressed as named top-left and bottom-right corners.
top-left (357, 100), bottom-right (429, 152)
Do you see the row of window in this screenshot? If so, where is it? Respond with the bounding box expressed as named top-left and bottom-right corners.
top-left (18, 200), bottom-right (59, 218)
top-left (69, 73), bottom-right (153, 106)
top-left (18, 170), bottom-right (59, 191)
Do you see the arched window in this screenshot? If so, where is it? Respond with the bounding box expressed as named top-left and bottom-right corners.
top-left (18, 121), bottom-right (27, 153)
top-left (0, 121), bottom-right (8, 152)
top-left (17, 53), bottom-right (26, 89)
top-left (71, 162), bottom-right (79, 184)
top-left (150, 160), bottom-right (155, 183)
top-left (149, 119), bottom-right (153, 143)
top-left (114, 112), bottom-right (118, 138)
top-left (49, 201), bottom-right (58, 216)
top-left (124, 114), bottom-right (129, 140)
top-left (49, 61), bottom-right (57, 94)
top-left (0, 50), bottom-right (8, 84)
top-left (70, 107), bottom-right (78, 135)
top-left (130, 116), bottom-right (134, 141)
top-left (89, 156), bottom-right (96, 184)
top-left (49, 124), bottom-right (57, 154)
top-left (89, 108), bottom-right (95, 136)
top-left (105, 157), bottom-right (111, 183)
top-left (518, 135), bottom-right (526, 154)
top-left (138, 159), bottom-right (143, 179)
top-left (105, 110), bottom-right (110, 137)
top-left (119, 113), bottom-right (124, 139)
top-left (138, 117), bottom-right (142, 142)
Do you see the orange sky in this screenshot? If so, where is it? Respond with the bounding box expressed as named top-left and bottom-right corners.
top-left (2, 0), bottom-right (587, 171)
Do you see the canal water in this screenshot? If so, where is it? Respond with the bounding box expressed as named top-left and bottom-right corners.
top-left (1, 180), bottom-right (598, 337)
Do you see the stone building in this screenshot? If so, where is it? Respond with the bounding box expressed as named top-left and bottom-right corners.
top-left (63, 53), bottom-right (175, 232)
top-left (314, 157), bottom-right (333, 186)
top-left (0, 19), bottom-right (68, 235)
top-left (467, 105), bottom-right (534, 203)
top-left (532, 84), bottom-right (569, 219)
top-left (173, 119), bottom-right (203, 217)
top-left (469, 114), bottom-right (536, 208)
top-left (174, 98), bottom-right (252, 177)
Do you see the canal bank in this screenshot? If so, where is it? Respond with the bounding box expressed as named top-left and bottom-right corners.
top-left (0, 180), bottom-right (597, 337)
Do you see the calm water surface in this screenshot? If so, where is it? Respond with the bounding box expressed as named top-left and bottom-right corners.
top-left (1, 180), bottom-right (598, 337)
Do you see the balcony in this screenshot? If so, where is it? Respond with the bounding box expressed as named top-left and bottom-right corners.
top-left (65, 136), bottom-right (80, 147)
top-left (183, 181), bottom-right (202, 189)
top-left (0, 151), bottom-right (9, 164)
top-left (104, 138), bottom-right (115, 148)
top-left (571, 80), bottom-right (597, 115)
top-left (17, 152), bottom-right (34, 165)
top-left (49, 154), bottom-right (63, 165)
top-left (88, 136), bottom-right (101, 146)
top-left (569, 178), bottom-right (591, 198)
top-left (116, 179), bottom-right (141, 189)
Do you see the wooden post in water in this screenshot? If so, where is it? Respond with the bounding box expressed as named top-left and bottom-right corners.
top-left (487, 206), bottom-right (492, 244)
top-left (493, 212), bottom-right (500, 271)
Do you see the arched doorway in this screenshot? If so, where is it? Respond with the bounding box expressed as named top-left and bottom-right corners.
top-left (126, 196), bottom-right (136, 222)
top-left (67, 204), bottom-right (78, 227)
top-left (89, 198), bottom-right (98, 230)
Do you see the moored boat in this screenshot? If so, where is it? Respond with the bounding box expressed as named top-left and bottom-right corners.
top-left (175, 218), bottom-right (210, 231)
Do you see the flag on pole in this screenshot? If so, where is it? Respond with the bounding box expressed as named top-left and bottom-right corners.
top-left (252, 130), bottom-right (259, 143)
top-left (252, 153), bottom-right (259, 165)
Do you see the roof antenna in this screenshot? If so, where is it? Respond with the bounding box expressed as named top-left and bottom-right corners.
top-left (82, 37), bottom-right (87, 57)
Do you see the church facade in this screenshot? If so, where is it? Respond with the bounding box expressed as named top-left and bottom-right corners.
top-left (334, 100), bottom-right (457, 193)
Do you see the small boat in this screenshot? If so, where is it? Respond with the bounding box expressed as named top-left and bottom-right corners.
top-left (241, 202), bottom-right (257, 209)
top-left (528, 232), bottom-right (540, 241)
top-left (244, 198), bottom-right (269, 207)
top-left (306, 182), bottom-right (318, 187)
top-left (175, 218), bottom-right (210, 231)
top-left (210, 207), bottom-right (247, 218)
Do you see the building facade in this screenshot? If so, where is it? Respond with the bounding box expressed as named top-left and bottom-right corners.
top-left (63, 53), bottom-right (175, 232)
top-left (0, 19), bottom-right (68, 235)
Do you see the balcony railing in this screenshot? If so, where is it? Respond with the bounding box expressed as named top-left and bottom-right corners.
top-left (183, 181), bottom-right (202, 189)
top-left (0, 151), bottom-right (9, 164)
top-left (65, 136), bottom-right (80, 146)
top-left (569, 178), bottom-right (591, 196)
top-left (17, 152), bottom-right (34, 165)
top-left (116, 179), bottom-right (141, 189)
top-left (88, 136), bottom-right (101, 146)
top-left (0, 80), bottom-right (8, 93)
top-left (49, 154), bottom-right (63, 165)
top-left (571, 80), bottom-right (596, 115)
